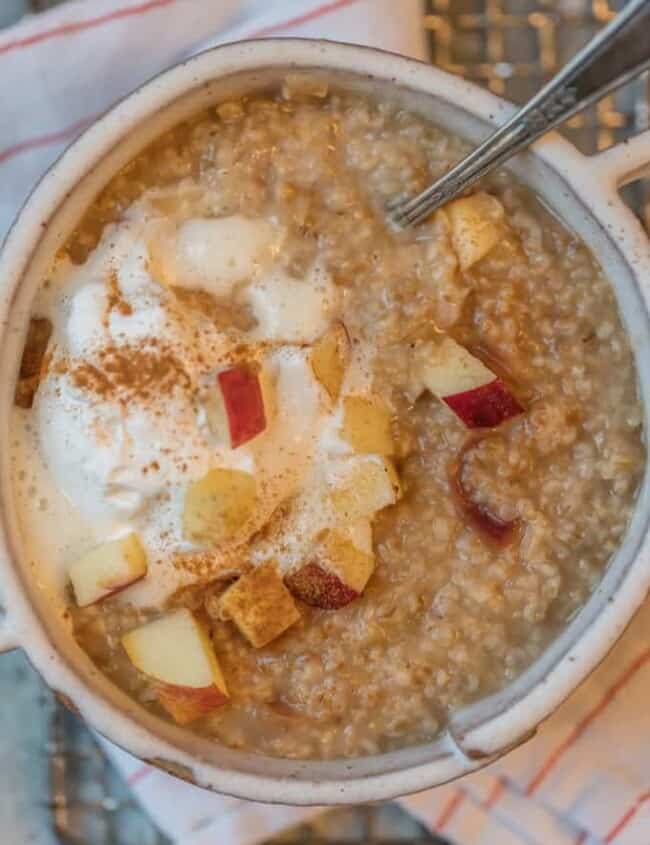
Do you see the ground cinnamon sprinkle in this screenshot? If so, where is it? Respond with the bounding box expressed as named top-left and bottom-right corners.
top-left (71, 343), bottom-right (190, 402)
top-left (105, 270), bottom-right (133, 324)
top-left (171, 286), bottom-right (231, 325)
top-left (171, 548), bottom-right (249, 579)
top-left (52, 358), bottom-right (69, 376)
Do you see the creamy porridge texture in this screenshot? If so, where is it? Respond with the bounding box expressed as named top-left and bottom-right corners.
top-left (11, 79), bottom-right (645, 759)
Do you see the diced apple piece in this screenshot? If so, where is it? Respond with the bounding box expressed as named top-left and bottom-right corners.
top-left (341, 394), bottom-right (394, 455)
top-left (205, 364), bottom-right (267, 448)
top-left (67, 533), bottom-right (147, 607)
top-left (285, 529), bottom-right (375, 609)
top-left (450, 437), bottom-right (518, 545)
top-left (183, 469), bottom-right (257, 545)
top-left (415, 338), bottom-right (523, 428)
top-left (444, 380), bottom-right (523, 429)
top-left (219, 365), bottom-right (267, 448)
top-left (122, 608), bottom-right (228, 725)
top-left (345, 518), bottom-right (374, 555)
top-left (219, 562), bottom-right (300, 648)
top-left (415, 338), bottom-right (493, 397)
top-left (285, 564), bottom-right (355, 610)
top-left (282, 72), bottom-right (329, 100)
top-left (445, 192), bottom-right (505, 271)
top-left (329, 455), bottom-right (402, 521)
top-left (15, 317), bottom-right (52, 409)
top-left (310, 322), bottom-right (351, 401)
top-left (203, 384), bottom-right (230, 444)
top-left (155, 684), bottom-right (227, 727)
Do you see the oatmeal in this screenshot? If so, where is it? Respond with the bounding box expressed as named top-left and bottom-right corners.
top-left (11, 80), bottom-right (644, 760)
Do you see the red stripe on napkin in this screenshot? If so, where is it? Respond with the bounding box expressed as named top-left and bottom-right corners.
top-left (525, 648), bottom-right (650, 796)
top-left (250, 0), bottom-right (363, 37)
top-left (0, 0), bottom-right (176, 56)
top-left (482, 777), bottom-right (506, 809)
top-left (127, 764), bottom-right (154, 787)
top-left (0, 112), bottom-right (100, 164)
top-left (604, 789), bottom-right (650, 842)
top-left (435, 789), bottom-right (465, 831)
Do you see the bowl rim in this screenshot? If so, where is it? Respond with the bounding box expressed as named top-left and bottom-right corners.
top-left (1, 37), bottom-right (650, 804)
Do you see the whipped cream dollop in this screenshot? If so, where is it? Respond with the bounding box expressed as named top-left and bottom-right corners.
top-left (248, 264), bottom-right (340, 343)
top-left (14, 199), bottom-right (373, 608)
top-left (153, 215), bottom-right (280, 297)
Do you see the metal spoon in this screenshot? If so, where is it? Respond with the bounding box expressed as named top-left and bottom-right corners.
top-left (388, 0), bottom-right (650, 228)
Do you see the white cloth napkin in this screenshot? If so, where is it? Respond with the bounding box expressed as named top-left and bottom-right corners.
top-left (2, 2), bottom-right (649, 844)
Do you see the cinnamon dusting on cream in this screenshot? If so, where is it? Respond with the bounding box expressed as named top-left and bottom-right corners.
top-left (105, 270), bottom-right (133, 321)
top-left (171, 548), bottom-right (249, 580)
top-left (70, 342), bottom-right (191, 402)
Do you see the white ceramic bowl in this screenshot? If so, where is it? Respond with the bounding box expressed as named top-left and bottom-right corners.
top-left (1, 39), bottom-right (649, 805)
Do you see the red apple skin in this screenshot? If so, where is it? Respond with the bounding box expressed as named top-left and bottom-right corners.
top-left (449, 437), bottom-right (519, 546)
top-left (285, 563), bottom-right (359, 610)
top-left (218, 365), bottom-right (266, 448)
top-left (443, 378), bottom-right (523, 428)
top-left (459, 498), bottom-right (515, 543)
top-left (84, 573), bottom-right (146, 607)
top-left (156, 682), bottom-right (229, 725)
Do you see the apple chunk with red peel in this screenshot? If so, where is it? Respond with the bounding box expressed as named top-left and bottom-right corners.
top-left (286, 529), bottom-right (375, 609)
top-left (445, 192), bottom-right (505, 271)
top-left (155, 684), bottom-right (225, 727)
top-left (67, 533), bottom-right (147, 607)
top-left (445, 379), bottom-right (523, 429)
top-left (341, 395), bottom-right (394, 455)
top-left (183, 468), bottom-right (257, 545)
top-left (450, 437), bottom-right (519, 545)
top-left (310, 322), bottom-right (351, 401)
top-left (329, 455), bottom-right (402, 522)
top-left (121, 608), bottom-right (229, 725)
top-left (415, 338), bottom-right (523, 428)
top-left (205, 364), bottom-right (267, 448)
top-left (219, 562), bottom-right (300, 648)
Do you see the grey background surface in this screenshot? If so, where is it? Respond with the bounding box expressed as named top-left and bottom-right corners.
top-left (0, 652), bottom-right (59, 844)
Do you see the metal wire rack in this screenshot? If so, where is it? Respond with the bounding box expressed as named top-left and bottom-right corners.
top-left (424, 0), bottom-right (650, 227)
top-left (49, 704), bottom-right (444, 844)
top-left (19, 0), bottom-right (648, 842)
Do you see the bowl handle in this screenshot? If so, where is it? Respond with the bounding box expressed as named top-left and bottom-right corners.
top-left (590, 128), bottom-right (650, 189)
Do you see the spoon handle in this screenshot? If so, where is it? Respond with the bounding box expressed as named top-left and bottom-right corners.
top-left (391, 0), bottom-right (650, 227)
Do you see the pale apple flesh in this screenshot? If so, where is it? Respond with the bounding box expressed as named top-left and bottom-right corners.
top-left (309, 322), bottom-right (351, 401)
top-left (285, 530), bottom-right (375, 610)
top-left (341, 394), bottom-right (394, 455)
top-left (445, 192), bottom-right (505, 271)
top-left (183, 468), bottom-right (257, 545)
top-left (203, 379), bottom-right (229, 444)
top-left (329, 455), bottom-right (402, 522)
top-left (415, 337), bottom-right (522, 429)
top-left (121, 608), bottom-right (229, 725)
top-left (67, 533), bottom-right (147, 607)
